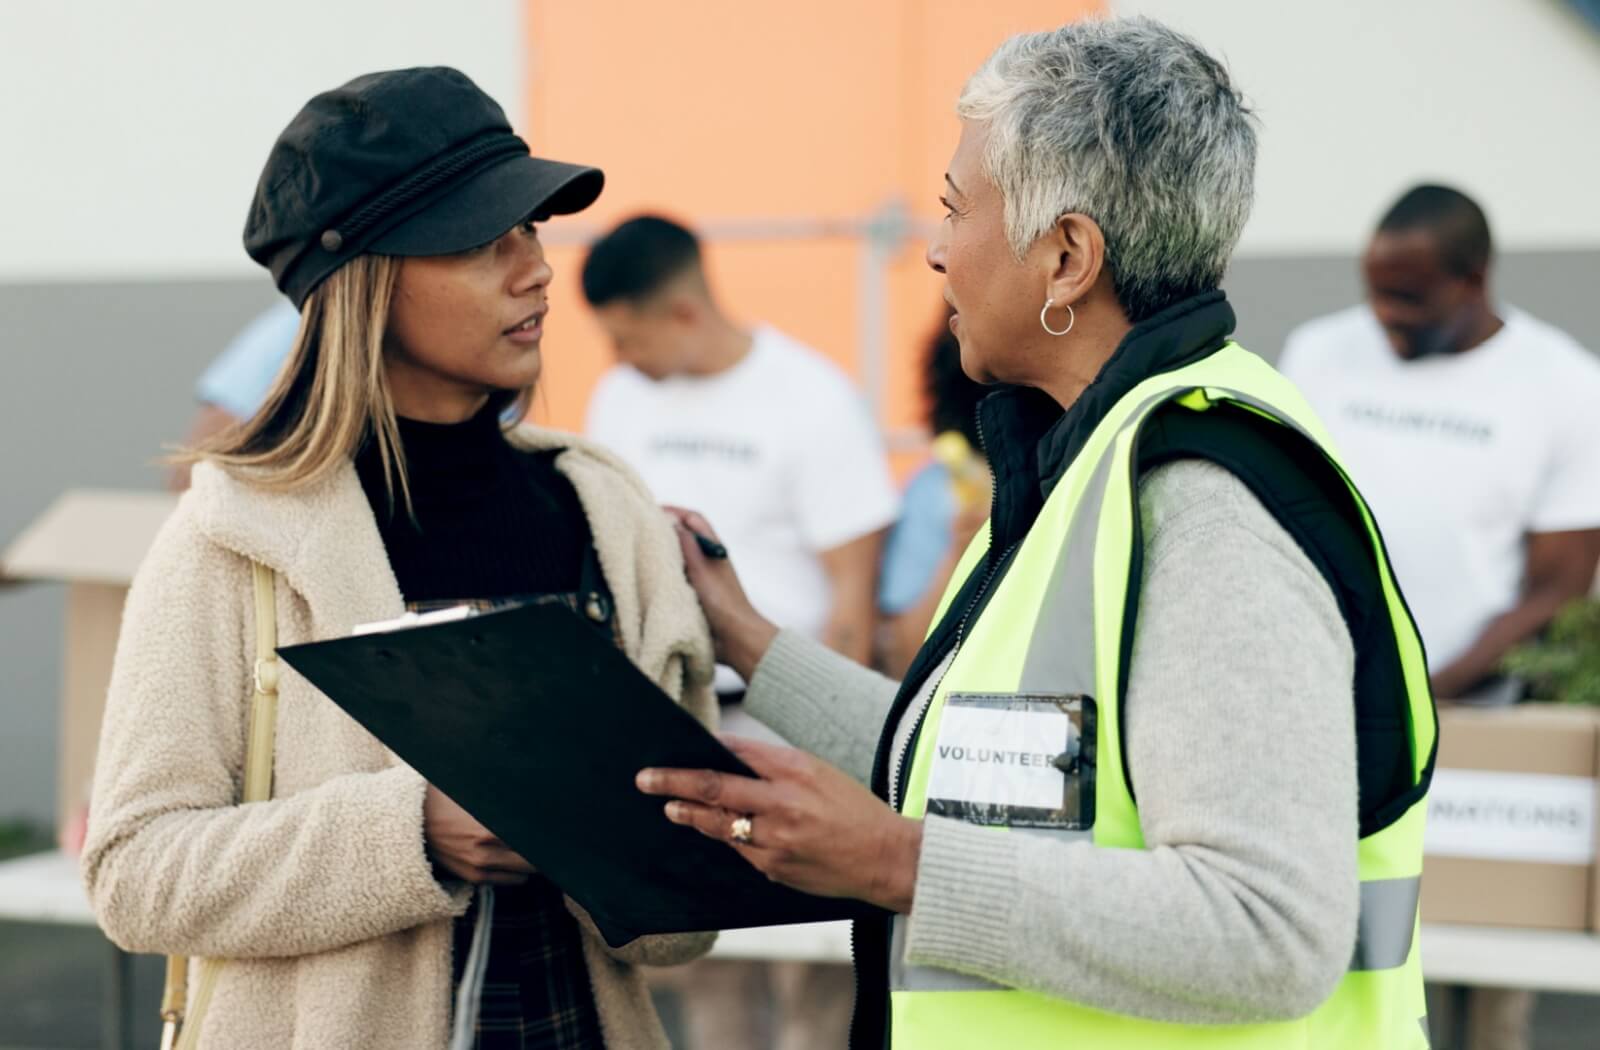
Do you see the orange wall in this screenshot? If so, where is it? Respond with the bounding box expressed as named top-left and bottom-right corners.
top-left (521, 1), bottom-right (1103, 471)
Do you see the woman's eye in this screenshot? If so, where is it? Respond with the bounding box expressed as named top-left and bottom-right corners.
top-left (520, 219), bottom-right (541, 236)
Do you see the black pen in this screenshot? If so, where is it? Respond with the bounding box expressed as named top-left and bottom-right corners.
top-left (690, 530), bottom-right (728, 560)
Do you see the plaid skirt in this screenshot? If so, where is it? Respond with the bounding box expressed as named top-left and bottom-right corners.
top-left (421, 574), bottom-right (616, 1048)
top-left (451, 877), bottom-right (605, 1049)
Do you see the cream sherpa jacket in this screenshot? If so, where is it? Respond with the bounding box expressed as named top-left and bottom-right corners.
top-left (82, 426), bottom-right (718, 1049)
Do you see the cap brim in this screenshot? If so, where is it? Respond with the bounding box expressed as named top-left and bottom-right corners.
top-left (368, 154), bottom-right (604, 257)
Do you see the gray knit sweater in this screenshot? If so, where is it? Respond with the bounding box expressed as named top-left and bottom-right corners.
top-left (744, 459), bottom-right (1359, 1024)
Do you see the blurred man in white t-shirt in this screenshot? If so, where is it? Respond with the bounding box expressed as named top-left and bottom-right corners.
top-left (1281, 184), bottom-right (1600, 1050)
top-left (582, 215), bottom-right (899, 1050)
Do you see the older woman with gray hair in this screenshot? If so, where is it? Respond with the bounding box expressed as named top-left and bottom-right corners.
top-left (642, 17), bottom-right (1436, 1050)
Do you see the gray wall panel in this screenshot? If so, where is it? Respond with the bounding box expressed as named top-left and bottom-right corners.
top-left (1, 277), bottom-right (278, 823)
top-left (1229, 249), bottom-right (1600, 363)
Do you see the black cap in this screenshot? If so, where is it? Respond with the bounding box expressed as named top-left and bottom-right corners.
top-left (244, 67), bottom-right (604, 307)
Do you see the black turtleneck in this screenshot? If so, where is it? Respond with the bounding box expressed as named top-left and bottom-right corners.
top-left (353, 405), bottom-right (592, 604)
top-left (355, 405), bottom-right (608, 1042)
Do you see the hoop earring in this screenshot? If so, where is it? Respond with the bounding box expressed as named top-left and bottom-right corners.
top-left (1040, 297), bottom-right (1075, 337)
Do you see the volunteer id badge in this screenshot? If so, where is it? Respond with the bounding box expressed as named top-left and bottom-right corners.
top-left (925, 693), bottom-right (1095, 830)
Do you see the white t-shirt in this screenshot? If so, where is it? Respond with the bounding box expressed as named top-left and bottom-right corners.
top-left (1279, 305), bottom-right (1600, 671)
top-left (586, 326), bottom-right (899, 685)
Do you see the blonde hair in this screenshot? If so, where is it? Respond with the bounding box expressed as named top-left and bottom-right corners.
top-left (183, 254), bottom-right (527, 513)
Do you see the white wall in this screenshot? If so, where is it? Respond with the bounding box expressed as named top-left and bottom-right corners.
top-left (1115, 0), bottom-right (1600, 254)
top-left (0, 0), bottom-right (524, 282)
top-left (7, 1), bottom-right (1594, 277)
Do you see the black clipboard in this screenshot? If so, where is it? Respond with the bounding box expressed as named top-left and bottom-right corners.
top-left (277, 602), bottom-right (881, 947)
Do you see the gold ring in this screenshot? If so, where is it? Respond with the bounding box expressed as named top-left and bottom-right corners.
top-left (729, 815), bottom-right (754, 845)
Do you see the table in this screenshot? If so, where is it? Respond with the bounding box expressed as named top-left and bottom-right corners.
top-left (0, 849), bottom-right (92, 925)
top-left (710, 915), bottom-right (1600, 996)
top-left (709, 918), bottom-right (853, 963)
top-left (8, 848), bottom-right (1600, 1048)
top-left (1418, 923), bottom-right (1600, 995)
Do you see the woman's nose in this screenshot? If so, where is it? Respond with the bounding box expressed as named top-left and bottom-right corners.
top-left (512, 241), bottom-right (553, 294)
top-left (925, 232), bottom-right (948, 274)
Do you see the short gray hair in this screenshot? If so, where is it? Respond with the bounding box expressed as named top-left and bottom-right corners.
top-left (957, 17), bottom-right (1257, 322)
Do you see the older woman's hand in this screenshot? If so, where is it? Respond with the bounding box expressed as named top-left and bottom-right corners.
top-left (663, 507), bottom-right (779, 680)
top-left (637, 735), bottom-right (923, 914)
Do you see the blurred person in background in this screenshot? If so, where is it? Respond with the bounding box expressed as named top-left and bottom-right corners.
top-left (642, 17), bottom-right (1437, 1050)
top-left (1281, 183), bottom-right (1600, 1050)
top-left (84, 67), bottom-right (715, 1050)
top-left (168, 300), bottom-right (298, 490)
top-left (876, 308), bottom-right (992, 676)
top-left (584, 216), bottom-right (898, 675)
top-left (582, 215), bottom-right (899, 1050)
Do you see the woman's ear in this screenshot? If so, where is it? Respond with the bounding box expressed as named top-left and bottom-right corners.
top-left (1040, 213), bottom-right (1107, 309)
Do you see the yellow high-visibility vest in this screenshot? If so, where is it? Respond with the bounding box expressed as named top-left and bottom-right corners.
top-left (891, 342), bottom-right (1436, 1049)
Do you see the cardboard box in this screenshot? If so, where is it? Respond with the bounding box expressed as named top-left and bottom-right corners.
top-left (1422, 704), bottom-right (1600, 931)
top-left (2, 490), bottom-right (178, 840)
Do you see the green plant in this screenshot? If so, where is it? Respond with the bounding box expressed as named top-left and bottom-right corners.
top-left (1502, 597), bottom-right (1600, 706)
top-left (0, 819), bottom-right (52, 861)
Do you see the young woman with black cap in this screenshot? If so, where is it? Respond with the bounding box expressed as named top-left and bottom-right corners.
top-left (81, 67), bottom-right (716, 1050)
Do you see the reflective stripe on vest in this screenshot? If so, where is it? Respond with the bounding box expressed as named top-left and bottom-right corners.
top-left (888, 344), bottom-right (1435, 1049)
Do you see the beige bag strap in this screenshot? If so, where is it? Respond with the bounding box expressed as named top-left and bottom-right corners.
top-left (158, 561), bottom-right (278, 1050)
